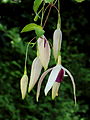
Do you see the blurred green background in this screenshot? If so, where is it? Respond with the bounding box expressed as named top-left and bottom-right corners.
top-left (0, 0), bottom-right (90, 120)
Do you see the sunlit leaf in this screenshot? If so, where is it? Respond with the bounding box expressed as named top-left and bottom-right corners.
top-left (21, 23), bottom-right (42, 33)
top-left (33, 0), bottom-right (43, 13)
top-left (74, 0), bottom-right (84, 2)
top-left (35, 28), bottom-right (45, 37)
top-left (21, 23), bottom-right (44, 37)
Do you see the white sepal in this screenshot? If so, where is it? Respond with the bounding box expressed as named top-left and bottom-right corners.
top-left (44, 64), bottom-right (61, 96)
top-left (62, 66), bottom-right (76, 106)
top-left (36, 68), bottom-right (53, 102)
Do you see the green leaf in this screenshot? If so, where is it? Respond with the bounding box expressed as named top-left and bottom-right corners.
top-left (45, 0), bottom-right (54, 3)
top-left (21, 23), bottom-right (43, 33)
top-left (33, 0), bottom-right (43, 13)
top-left (21, 23), bottom-right (45, 38)
top-left (74, 0), bottom-right (84, 2)
top-left (35, 28), bottom-right (45, 37)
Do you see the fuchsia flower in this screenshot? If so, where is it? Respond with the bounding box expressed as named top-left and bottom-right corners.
top-left (37, 35), bottom-right (51, 70)
top-left (36, 63), bottom-right (76, 105)
top-left (28, 57), bottom-right (42, 93)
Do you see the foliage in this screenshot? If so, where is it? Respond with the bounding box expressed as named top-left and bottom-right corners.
top-left (74, 0), bottom-right (85, 2)
top-left (0, 0), bottom-right (90, 120)
top-left (21, 23), bottom-right (45, 37)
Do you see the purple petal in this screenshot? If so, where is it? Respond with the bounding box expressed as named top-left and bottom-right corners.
top-left (55, 69), bottom-right (64, 83)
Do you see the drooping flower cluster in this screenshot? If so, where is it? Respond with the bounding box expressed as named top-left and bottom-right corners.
top-left (20, 28), bottom-right (76, 105)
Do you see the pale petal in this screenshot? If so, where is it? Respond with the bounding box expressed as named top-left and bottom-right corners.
top-left (37, 35), bottom-right (51, 70)
top-left (52, 82), bottom-right (60, 100)
top-left (20, 74), bottom-right (28, 99)
top-left (62, 66), bottom-right (76, 106)
top-left (36, 68), bottom-right (53, 102)
top-left (28, 57), bottom-right (42, 93)
top-left (53, 29), bottom-right (62, 61)
top-left (44, 64), bottom-right (62, 96)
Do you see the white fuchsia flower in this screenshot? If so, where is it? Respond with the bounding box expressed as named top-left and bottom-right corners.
top-left (53, 28), bottom-right (62, 61)
top-left (36, 64), bottom-right (76, 105)
top-left (37, 35), bottom-right (51, 70)
top-left (28, 57), bottom-right (42, 93)
top-left (20, 74), bottom-right (28, 99)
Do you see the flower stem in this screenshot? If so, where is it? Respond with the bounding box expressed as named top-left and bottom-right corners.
top-left (24, 43), bottom-right (29, 75)
top-left (57, 0), bottom-right (61, 29)
top-left (24, 37), bottom-right (36, 75)
top-left (43, 5), bottom-right (52, 28)
top-left (53, 0), bottom-right (58, 5)
top-left (57, 55), bottom-right (61, 64)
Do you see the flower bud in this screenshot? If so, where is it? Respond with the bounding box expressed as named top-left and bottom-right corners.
top-left (37, 35), bottom-right (51, 70)
top-left (53, 29), bottom-right (62, 61)
top-left (20, 74), bottom-right (28, 99)
top-left (28, 57), bottom-right (42, 93)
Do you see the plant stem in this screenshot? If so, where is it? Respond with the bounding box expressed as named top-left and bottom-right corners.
top-left (24, 43), bottom-right (29, 75)
top-left (44, 4), bottom-right (50, 14)
top-left (43, 5), bottom-right (52, 28)
top-left (57, 0), bottom-right (61, 29)
top-left (24, 37), bottom-right (36, 75)
top-left (41, 1), bottom-right (45, 26)
top-left (53, 0), bottom-right (57, 5)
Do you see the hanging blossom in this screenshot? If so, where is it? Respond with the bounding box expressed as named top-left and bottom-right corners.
top-left (36, 56), bottom-right (76, 105)
top-left (20, 0), bottom-right (77, 104)
top-left (28, 35), bottom-right (51, 93)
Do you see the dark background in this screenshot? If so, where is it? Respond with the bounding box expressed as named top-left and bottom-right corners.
top-left (0, 0), bottom-right (90, 120)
